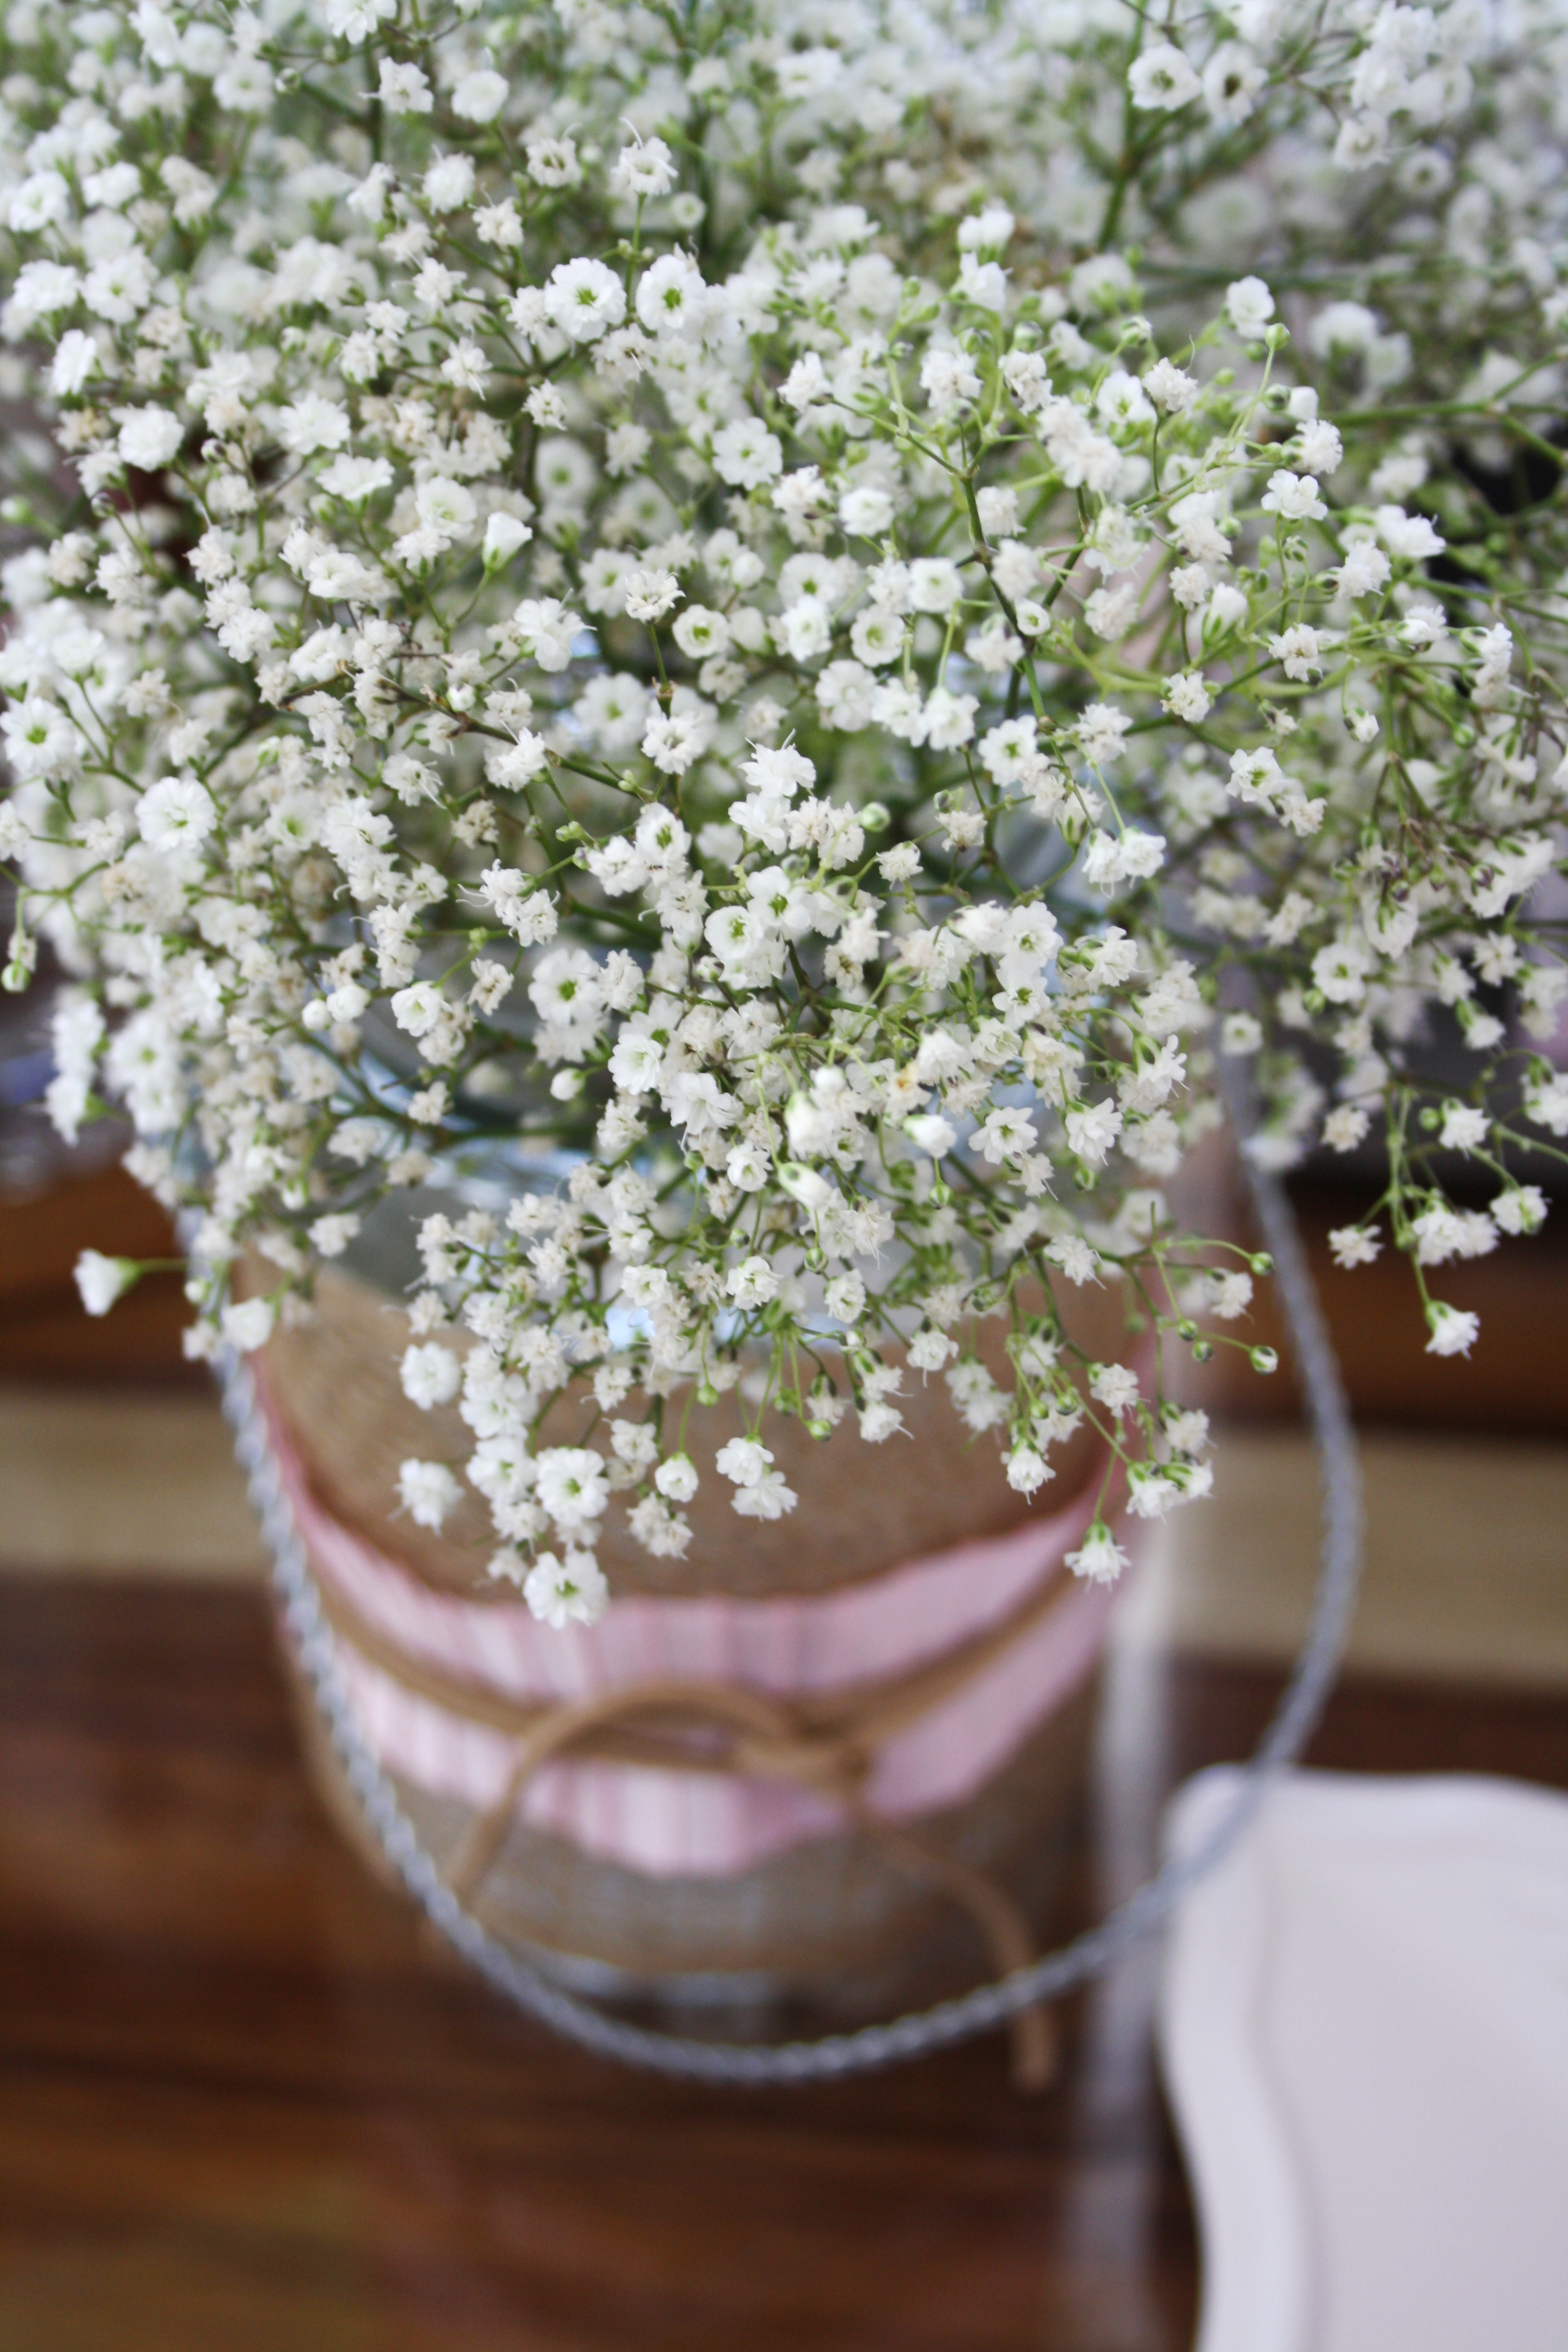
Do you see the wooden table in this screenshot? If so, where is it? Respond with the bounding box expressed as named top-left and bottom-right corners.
top-left (3, 1575), bottom-right (1564, 2352)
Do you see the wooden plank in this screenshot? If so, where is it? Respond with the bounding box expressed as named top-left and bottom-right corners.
top-left (0, 1163), bottom-right (195, 1385)
top-left (5, 1158), bottom-right (1567, 1414)
top-left (1170, 1179), bottom-right (1568, 1434)
top-left (1, 1575), bottom-right (1562, 2351)
top-left (0, 1388), bottom-right (267, 1578)
top-left (1122, 1427), bottom-right (1568, 1688)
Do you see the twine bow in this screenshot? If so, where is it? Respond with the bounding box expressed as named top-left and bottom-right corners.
top-left (314, 1562), bottom-right (1087, 2089)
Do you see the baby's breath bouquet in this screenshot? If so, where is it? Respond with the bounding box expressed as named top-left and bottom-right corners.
top-left (2, 0), bottom-right (1567, 1628)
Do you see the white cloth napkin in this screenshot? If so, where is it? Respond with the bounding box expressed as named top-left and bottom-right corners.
top-left (1160, 1768), bottom-right (1568, 2352)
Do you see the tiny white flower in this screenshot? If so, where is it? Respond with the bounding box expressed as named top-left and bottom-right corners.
top-left (1425, 1302), bottom-right (1480, 1358)
top-left (824, 1273), bottom-right (866, 1322)
top-left (377, 58), bottom-right (433, 114)
top-left (1126, 1466), bottom-right (1181, 1520)
top-left (483, 512), bottom-right (532, 567)
top-left (715, 1436), bottom-right (772, 1488)
top-left (1375, 505), bottom-right (1446, 560)
top-left (654, 1454), bottom-right (700, 1503)
top-left (1226, 275), bottom-right (1275, 336)
top-left (906, 1113), bottom-right (958, 1157)
top-left (7, 171), bottom-right (71, 234)
top-left (543, 258), bottom-right (627, 344)
top-left (725, 1139), bottom-right (771, 1191)
top-left (138, 776), bottom-right (217, 855)
top-left (326, 0), bottom-right (396, 36)
top-left (74, 1252), bottom-right (136, 1317)
top-left (390, 981), bottom-right (446, 1039)
top-left (221, 1297), bottom-right (276, 1353)
top-left (276, 394), bottom-right (351, 456)
top-left (535, 1446), bottom-right (610, 1532)
top-left (726, 1255), bottom-right (780, 1308)
top-left (313, 1215), bottom-right (361, 1259)
top-left (1129, 42), bottom-right (1201, 110)
top-left (1261, 471), bottom-right (1328, 523)
top-left (1268, 625), bottom-right (1325, 680)
top-left (1007, 1444), bottom-right (1053, 1496)
top-left (524, 1549), bottom-right (609, 1628)
top-left (635, 251), bottom-right (708, 339)
top-left (732, 1469), bottom-right (797, 1521)
top-left (1336, 541), bottom-right (1391, 597)
top-left (1067, 1524), bottom-right (1130, 1584)
top-left (1089, 1362), bottom-right (1140, 1416)
top-left (1163, 672), bottom-right (1211, 722)
top-left (841, 485), bottom-right (897, 536)
top-left (525, 131), bottom-right (581, 189)
top-left (1492, 1186), bottom-right (1546, 1236)
top-left (453, 68), bottom-right (508, 122)
top-left (1323, 1106), bottom-right (1371, 1154)
top-left (612, 134), bottom-right (678, 198)
top-left (51, 332), bottom-right (100, 398)
top-left (711, 417), bottom-right (783, 489)
top-left (1203, 42), bottom-right (1266, 126)
top-left (1439, 1102), bottom-right (1488, 1153)
top-left (971, 1106), bottom-right (1037, 1165)
top-left (401, 1342), bottom-right (462, 1409)
top-left (624, 567), bottom-right (682, 623)
top-left (319, 456), bottom-right (393, 504)
top-left (423, 152), bottom-right (476, 209)
top-left (1065, 1100), bottom-right (1123, 1165)
top-left (1220, 1013), bottom-right (1264, 1056)
top-left (115, 405), bottom-right (184, 471)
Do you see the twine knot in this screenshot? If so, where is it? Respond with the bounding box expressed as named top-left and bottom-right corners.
top-left (313, 1564), bottom-right (1082, 2089)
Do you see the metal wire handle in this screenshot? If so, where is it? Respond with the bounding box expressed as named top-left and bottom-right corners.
top-left (218, 1132), bottom-right (1362, 2084)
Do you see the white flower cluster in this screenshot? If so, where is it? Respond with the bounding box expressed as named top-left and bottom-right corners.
top-left (3, 0), bottom-right (1567, 1623)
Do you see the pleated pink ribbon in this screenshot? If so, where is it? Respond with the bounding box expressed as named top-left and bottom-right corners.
top-left (261, 1381), bottom-right (1122, 1880)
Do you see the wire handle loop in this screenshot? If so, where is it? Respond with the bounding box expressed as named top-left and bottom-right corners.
top-left (220, 1122), bottom-right (1363, 2085)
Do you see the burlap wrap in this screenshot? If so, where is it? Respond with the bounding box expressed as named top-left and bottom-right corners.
top-left (260, 1254), bottom-right (1127, 2025)
top-left (258, 1260), bottom-right (1128, 1598)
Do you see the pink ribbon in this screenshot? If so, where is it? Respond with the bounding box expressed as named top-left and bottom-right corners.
top-left (264, 1385), bottom-right (1122, 1878)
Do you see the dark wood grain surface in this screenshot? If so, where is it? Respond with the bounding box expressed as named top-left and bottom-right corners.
top-left (0, 1162), bottom-right (198, 1388)
top-left (9, 1153), bottom-right (1568, 1428)
top-left (2, 1575), bottom-right (1564, 2352)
